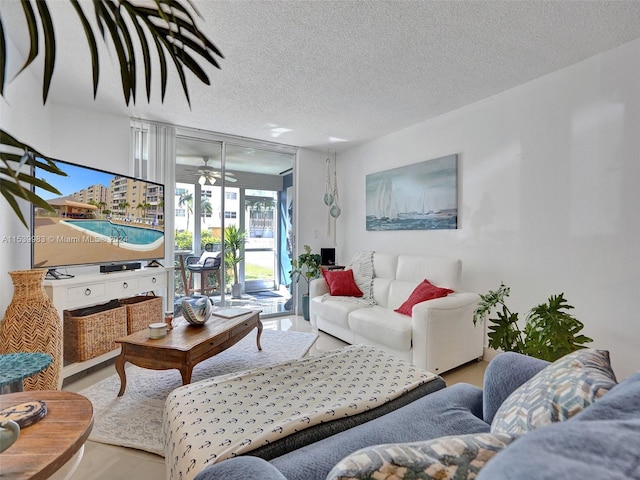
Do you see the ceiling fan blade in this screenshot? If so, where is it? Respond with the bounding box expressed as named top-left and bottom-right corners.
top-left (209, 171), bottom-right (237, 182)
top-left (196, 159), bottom-right (238, 183)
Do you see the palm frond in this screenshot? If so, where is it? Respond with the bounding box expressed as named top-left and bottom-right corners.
top-left (0, 0), bottom-right (223, 106)
top-left (0, 129), bottom-right (66, 228)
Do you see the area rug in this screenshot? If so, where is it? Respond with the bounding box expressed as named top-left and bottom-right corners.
top-left (78, 329), bottom-right (318, 456)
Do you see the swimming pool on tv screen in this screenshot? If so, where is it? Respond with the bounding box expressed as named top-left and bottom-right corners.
top-left (65, 220), bottom-right (163, 245)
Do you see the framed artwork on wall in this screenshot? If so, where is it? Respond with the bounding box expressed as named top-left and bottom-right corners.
top-left (366, 154), bottom-right (458, 231)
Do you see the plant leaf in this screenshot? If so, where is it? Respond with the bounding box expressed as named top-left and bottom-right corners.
top-left (0, 184), bottom-right (29, 228)
top-left (103, 1), bottom-right (137, 103)
top-left (120, 2), bottom-right (152, 101)
top-left (16, 0), bottom-right (39, 76)
top-left (136, 7), bottom-right (222, 66)
top-left (128, 1), bottom-right (223, 103)
top-left (95, 1), bottom-right (133, 104)
top-left (524, 292), bottom-right (591, 361)
top-left (95, 0), bottom-right (132, 105)
top-left (0, 16), bottom-right (5, 97)
top-left (70, 0), bottom-right (100, 97)
top-left (151, 35), bottom-right (169, 101)
top-left (0, 129), bottom-right (67, 230)
top-left (35, 0), bottom-right (56, 102)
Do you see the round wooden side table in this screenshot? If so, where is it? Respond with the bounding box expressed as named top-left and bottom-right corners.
top-left (0, 390), bottom-right (93, 480)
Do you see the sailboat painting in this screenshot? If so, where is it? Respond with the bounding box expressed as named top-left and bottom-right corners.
top-left (366, 154), bottom-right (458, 231)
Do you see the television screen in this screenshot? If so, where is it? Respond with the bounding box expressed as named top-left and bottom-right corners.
top-left (32, 158), bottom-right (165, 269)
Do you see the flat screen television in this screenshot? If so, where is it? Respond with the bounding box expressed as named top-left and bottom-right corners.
top-left (31, 158), bottom-right (165, 272)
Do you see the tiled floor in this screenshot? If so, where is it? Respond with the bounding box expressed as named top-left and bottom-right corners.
top-left (174, 285), bottom-right (294, 318)
top-left (62, 314), bottom-right (487, 480)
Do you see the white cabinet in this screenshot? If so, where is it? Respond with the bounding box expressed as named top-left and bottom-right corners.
top-left (44, 267), bottom-right (171, 381)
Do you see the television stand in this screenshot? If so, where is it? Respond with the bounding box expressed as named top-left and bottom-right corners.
top-left (46, 269), bottom-right (75, 280)
top-left (43, 267), bottom-right (170, 386)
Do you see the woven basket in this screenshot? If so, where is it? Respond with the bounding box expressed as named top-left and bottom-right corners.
top-left (120, 295), bottom-right (163, 334)
top-left (63, 302), bottom-right (127, 363)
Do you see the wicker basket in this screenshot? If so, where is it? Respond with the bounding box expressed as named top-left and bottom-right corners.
top-left (120, 295), bottom-right (164, 334)
top-left (63, 301), bottom-right (127, 363)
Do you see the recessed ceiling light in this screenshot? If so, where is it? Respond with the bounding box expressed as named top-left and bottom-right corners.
top-left (270, 127), bottom-right (293, 138)
top-left (329, 136), bottom-right (348, 143)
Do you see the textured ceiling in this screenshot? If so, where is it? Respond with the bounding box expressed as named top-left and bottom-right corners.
top-left (4, 0), bottom-right (640, 153)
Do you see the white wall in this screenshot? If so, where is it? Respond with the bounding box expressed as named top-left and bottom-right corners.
top-left (292, 149), bottom-right (334, 312)
top-left (332, 38), bottom-right (640, 379)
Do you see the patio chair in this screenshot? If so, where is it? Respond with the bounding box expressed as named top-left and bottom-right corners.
top-left (185, 243), bottom-right (222, 296)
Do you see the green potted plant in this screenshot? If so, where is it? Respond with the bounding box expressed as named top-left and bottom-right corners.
top-left (289, 245), bottom-right (322, 320)
top-left (473, 283), bottom-right (593, 362)
top-left (224, 225), bottom-right (247, 299)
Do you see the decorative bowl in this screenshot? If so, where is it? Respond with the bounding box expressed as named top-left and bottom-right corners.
top-left (181, 297), bottom-right (213, 326)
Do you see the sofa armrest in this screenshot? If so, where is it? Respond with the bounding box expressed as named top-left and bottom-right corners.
top-left (195, 457), bottom-right (288, 480)
top-left (309, 277), bottom-right (329, 298)
top-left (482, 352), bottom-right (549, 424)
top-left (411, 292), bottom-right (483, 373)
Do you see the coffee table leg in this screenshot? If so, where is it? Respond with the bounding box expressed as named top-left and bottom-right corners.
top-left (256, 320), bottom-right (263, 351)
top-left (179, 366), bottom-right (193, 385)
top-left (115, 352), bottom-right (127, 397)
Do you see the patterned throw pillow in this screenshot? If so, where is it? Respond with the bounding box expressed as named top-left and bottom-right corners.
top-left (347, 251), bottom-right (375, 300)
top-left (326, 432), bottom-right (519, 480)
top-left (491, 349), bottom-right (617, 434)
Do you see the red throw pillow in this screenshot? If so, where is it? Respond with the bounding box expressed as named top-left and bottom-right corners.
top-left (322, 269), bottom-right (363, 297)
top-left (394, 279), bottom-right (454, 316)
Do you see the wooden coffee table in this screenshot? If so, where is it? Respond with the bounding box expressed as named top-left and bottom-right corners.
top-left (115, 310), bottom-right (262, 396)
top-left (0, 390), bottom-right (93, 480)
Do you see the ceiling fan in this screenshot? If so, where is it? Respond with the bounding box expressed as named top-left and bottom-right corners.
top-left (198, 157), bottom-right (237, 185)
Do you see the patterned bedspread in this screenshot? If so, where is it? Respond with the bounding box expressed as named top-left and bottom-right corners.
top-left (163, 344), bottom-right (439, 480)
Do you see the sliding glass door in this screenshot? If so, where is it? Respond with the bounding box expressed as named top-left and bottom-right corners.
top-left (174, 131), bottom-right (295, 308)
top-left (244, 190), bottom-right (278, 292)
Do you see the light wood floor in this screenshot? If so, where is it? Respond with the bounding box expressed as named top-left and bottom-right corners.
top-left (62, 315), bottom-right (488, 480)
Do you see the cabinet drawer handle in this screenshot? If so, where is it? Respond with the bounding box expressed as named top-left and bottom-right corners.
top-left (85, 288), bottom-right (91, 296)
top-left (152, 277), bottom-right (157, 284)
top-left (123, 282), bottom-right (128, 289)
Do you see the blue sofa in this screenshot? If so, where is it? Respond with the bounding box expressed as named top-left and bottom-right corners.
top-left (194, 352), bottom-right (640, 480)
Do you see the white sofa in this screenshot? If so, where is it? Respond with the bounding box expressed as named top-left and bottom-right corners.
top-left (309, 253), bottom-right (484, 374)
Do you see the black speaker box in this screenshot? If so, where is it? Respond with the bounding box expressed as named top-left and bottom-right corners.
top-left (100, 262), bottom-right (142, 273)
top-left (321, 248), bottom-right (336, 265)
